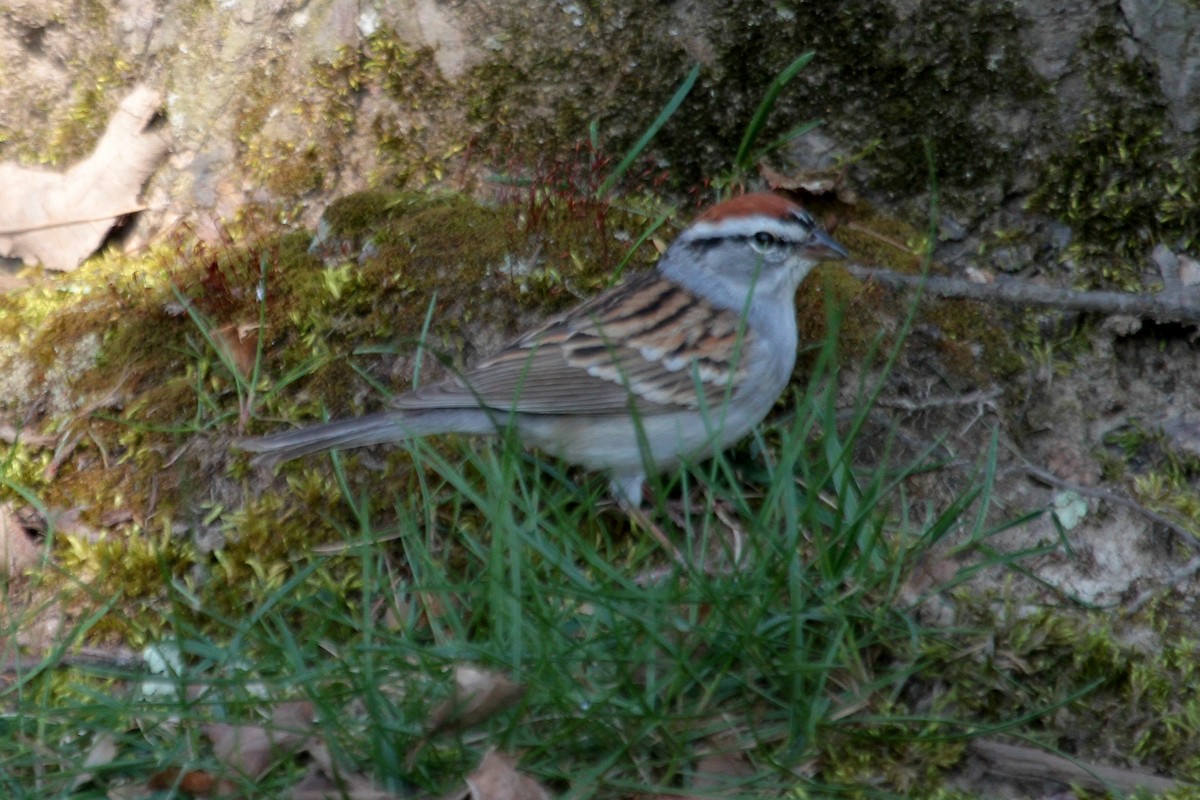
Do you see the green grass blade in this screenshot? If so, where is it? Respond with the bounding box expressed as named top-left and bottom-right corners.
top-left (753, 117), bottom-right (824, 160)
top-left (734, 51), bottom-right (815, 171)
top-left (595, 63), bottom-right (701, 199)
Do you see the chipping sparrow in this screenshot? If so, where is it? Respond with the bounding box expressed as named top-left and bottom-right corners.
top-left (239, 193), bottom-right (848, 503)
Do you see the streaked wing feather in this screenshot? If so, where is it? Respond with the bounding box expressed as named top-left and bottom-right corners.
top-left (393, 274), bottom-right (754, 416)
top-left (397, 346), bottom-right (649, 414)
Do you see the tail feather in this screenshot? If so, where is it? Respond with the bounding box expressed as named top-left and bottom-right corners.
top-left (237, 408), bottom-right (504, 464)
top-left (238, 412), bottom-right (414, 464)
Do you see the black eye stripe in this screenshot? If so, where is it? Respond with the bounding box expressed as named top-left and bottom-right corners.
top-left (688, 232), bottom-right (798, 250)
top-left (696, 231), bottom-right (816, 253)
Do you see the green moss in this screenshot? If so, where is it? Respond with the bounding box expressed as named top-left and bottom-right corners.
top-left (1029, 22), bottom-right (1200, 290)
top-left (231, 28), bottom-right (457, 216)
top-left (8, 188), bottom-right (1200, 789)
top-left (319, 190), bottom-right (396, 239)
top-left (362, 36), bottom-right (456, 184)
top-left (259, 190), bottom-right (659, 419)
top-left (25, 2), bottom-right (134, 166)
top-left (1135, 471), bottom-right (1200, 529)
top-left (261, 140), bottom-right (326, 197)
top-left (230, 63), bottom-right (278, 146)
top-left (792, 207), bottom-right (1023, 389)
top-left (0, 191), bottom-right (664, 636)
top-left (465, 1), bottom-right (1044, 196)
top-left (925, 300), bottom-right (1026, 382)
top-left (814, 603), bottom-right (1200, 789)
top-left (362, 32), bottom-right (445, 109)
top-left (462, 4), bottom-right (690, 183)
top-left (232, 58), bottom-right (331, 212)
top-left (801, 599), bottom-right (1200, 786)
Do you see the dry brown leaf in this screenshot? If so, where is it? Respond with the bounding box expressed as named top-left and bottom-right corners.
top-left (964, 266), bottom-right (996, 285)
top-left (106, 784), bottom-right (161, 800)
top-left (0, 85), bottom-right (168, 271)
top-left (303, 740), bottom-right (337, 774)
top-left (426, 665), bottom-right (527, 735)
top-left (204, 715), bottom-right (311, 779)
top-left (690, 749), bottom-right (755, 793)
top-left (900, 553), bottom-right (960, 599)
top-left (291, 768), bottom-right (404, 800)
top-left (0, 501), bottom-right (40, 576)
top-left (146, 767), bottom-right (236, 797)
top-left (0, 273), bottom-right (30, 293)
top-left (0, 424), bottom-right (56, 448)
top-left (272, 699), bottom-right (318, 731)
top-left (212, 322), bottom-right (261, 378)
top-left (759, 164), bottom-right (858, 205)
top-left (644, 734), bottom-right (757, 798)
top-left (292, 742), bottom-right (403, 800)
top-left (465, 750), bottom-right (551, 800)
top-left (69, 732), bottom-right (119, 791)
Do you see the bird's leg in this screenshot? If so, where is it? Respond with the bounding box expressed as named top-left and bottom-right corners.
top-left (610, 474), bottom-right (689, 568)
top-left (658, 489), bottom-right (746, 575)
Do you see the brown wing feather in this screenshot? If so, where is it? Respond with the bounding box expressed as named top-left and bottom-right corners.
top-left (394, 274), bottom-right (754, 416)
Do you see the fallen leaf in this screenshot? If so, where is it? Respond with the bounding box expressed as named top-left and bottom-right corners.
top-left (204, 716), bottom-right (310, 778)
top-left (465, 751), bottom-right (550, 800)
top-left (759, 164), bottom-right (858, 205)
top-left (106, 784), bottom-right (161, 800)
top-left (426, 665), bottom-right (526, 735)
top-left (0, 502), bottom-right (40, 576)
top-left (70, 732), bottom-right (119, 791)
top-left (293, 742), bottom-right (403, 800)
top-left (0, 85), bottom-right (168, 270)
top-left (691, 749), bottom-right (755, 793)
top-left (146, 767), bottom-right (235, 796)
top-left (900, 553), bottom-right (960, 598)
top-left (272, 699), bottom-right (318, 731)
top-left (0, 273), bottom-right (30, 293)
top-left (211, 322), bottom-right (260, 378)
top-left (291, 768), bottom-right (403, 800)
top-left (964, 266), bottom-right (996, 284)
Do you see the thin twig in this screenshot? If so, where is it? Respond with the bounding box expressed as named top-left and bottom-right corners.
top-left (1, 646), bottom-right (143, 675)
top-left (1125, 554), bottom-right (1200, 615)
top-left (968, 738), bottom-right (1180, 794)
top-left (0, 207), bottom-right (148, 236)
top-left (1152, 245), bottom-right (1181, 295)
top-left (1011, 463), bottom-right (1200, 552)
top-left (875, 387), bottom-right (1002, 413)
top-left (847, 263), bottom-right (1200, 323)
top-left (0, 425), bottom-right (56, 448)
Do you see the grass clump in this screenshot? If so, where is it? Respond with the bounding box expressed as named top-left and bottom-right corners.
top-left (4, 52), bottom-right (1187, 798)
top-left (0, 294), bottom-right (1080, 796)
top-left (0, 189), bottom-right (665, 633)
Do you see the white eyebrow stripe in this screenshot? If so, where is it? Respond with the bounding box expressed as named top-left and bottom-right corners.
top-left (681, 215), bottom-right (811, 243)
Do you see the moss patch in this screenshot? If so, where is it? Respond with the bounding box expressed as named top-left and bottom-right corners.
top-left (465, 1), bottom-right (1045, 200)
top-left (1029, 21), bottom-right (1200, 290)
top-left (0, 191), bottom-right (665, 635)
top-left (0, 1), bottom-right (134, 166)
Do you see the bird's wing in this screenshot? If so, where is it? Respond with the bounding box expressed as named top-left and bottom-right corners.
top-left (394, 274), bottom-right (756, 416)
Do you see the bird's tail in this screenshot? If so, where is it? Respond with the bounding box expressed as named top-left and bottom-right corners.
top-left (237, 412), bottom-right (415, 464)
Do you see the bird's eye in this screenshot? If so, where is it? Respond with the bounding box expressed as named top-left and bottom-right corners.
top-left (751, 231), bottom-right (784, 254)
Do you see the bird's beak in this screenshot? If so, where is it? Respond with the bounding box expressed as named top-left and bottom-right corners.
top-left (808, 228), bottom-right (850, 260)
